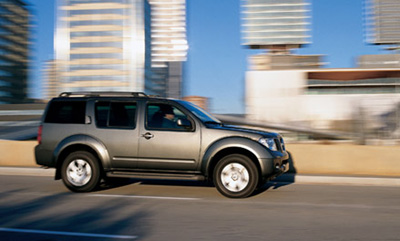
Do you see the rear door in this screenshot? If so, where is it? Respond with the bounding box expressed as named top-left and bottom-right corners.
top-left (88, 99), bottom-right (139, 169)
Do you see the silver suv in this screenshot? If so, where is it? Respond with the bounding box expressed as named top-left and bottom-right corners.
top-left (35, 92), bottom-right (289, 198)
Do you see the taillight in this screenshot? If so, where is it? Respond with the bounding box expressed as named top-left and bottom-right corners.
top-left (37, 125), bottom-right (43, 144)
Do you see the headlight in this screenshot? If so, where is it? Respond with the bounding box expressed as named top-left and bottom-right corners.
top-left (259, 138), bottom-right (278, 151)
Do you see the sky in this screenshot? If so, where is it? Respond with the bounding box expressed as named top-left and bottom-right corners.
top-left (27, 0), bottom-right (387, 114)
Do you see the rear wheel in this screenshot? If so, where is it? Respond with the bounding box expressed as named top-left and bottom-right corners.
top-left (213, 154), bottom-right (259, 198)
top-left (61, 151), bottom-right (101, 192)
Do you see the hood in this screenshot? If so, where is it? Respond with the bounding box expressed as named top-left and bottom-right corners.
top-left (206, 123), bottom-right (280, 139)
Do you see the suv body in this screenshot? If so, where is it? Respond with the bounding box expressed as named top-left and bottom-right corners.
top-left (35, 92), bottom-right (289, 198)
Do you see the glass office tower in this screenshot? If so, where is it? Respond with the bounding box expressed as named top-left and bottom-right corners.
top-left (149, 0), bottom-right (187, 98)
top-left (0, 0), bottom-right (30, 103)
top-left (149, 0), bottom-right (187, 67)
top-left (55, 0), bottom-right (155, 94)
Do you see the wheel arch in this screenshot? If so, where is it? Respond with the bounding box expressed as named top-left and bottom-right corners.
top-left (54, 135), bottom-right (110, 180)
top-left (201, 137), bottom-right (272, 181)
top-left (207, 147), bottom-right (261, 182)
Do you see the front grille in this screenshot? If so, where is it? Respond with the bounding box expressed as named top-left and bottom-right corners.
top-left (271, 137), bottom-right (286, 152)
top-left (280, 137), bottom-right (286, 152)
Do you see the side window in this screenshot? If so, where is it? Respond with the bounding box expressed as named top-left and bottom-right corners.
top-left (146, 103), bottom-right (192, 131)
top-left (45, 101), bottom-right (86, 124)
top-left (95, 101), bottom-right (136, 129)
top-left (95, 102), bottom-right (109, 128)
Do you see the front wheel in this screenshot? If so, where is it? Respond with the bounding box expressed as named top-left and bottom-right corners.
top-left (213, 154), bottom-right (259, 198)
top-left (61, 151), bottom-right (101, 192)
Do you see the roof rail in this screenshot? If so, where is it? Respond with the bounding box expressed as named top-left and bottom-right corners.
top-left (58, 92), bottom-right (149, 98)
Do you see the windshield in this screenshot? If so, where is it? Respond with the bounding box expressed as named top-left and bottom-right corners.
top-left (176, 100), bottom-right (221, 124)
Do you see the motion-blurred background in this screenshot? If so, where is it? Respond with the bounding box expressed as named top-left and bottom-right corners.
top-left (1, 0), bottom-right (400, 144)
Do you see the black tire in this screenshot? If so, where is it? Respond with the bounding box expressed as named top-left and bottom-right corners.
top-left (213, 154), bottom-right (259, 198)
top-left (61, 151), bottom-right (101, 192)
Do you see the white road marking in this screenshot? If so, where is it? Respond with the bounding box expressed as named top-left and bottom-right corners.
top-left (90, 193), bottom-right (201, 201)
top-left (0, 227), bottom-right (137, 239)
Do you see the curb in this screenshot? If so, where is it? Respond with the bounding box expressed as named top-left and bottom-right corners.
top-left (0, 167), bottom-right (54, 177)
top-left (1, 167), bottom-right (400, 187)
top-left (274, 173), bottom-right (400, 187)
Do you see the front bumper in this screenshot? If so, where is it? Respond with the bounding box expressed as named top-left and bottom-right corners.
top-left (261, 151), bottom-right (290, 180)
top-left (273, 157), bottom-right (290, 175)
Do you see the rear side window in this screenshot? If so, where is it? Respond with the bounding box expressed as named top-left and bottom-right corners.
top-left (95, 101), bottom-right (137, 129)
top-left (45, 101), bottom-right (86, 124)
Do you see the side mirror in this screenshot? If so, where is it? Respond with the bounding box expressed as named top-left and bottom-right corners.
top-left (177, 118), bottom-right (192, 129)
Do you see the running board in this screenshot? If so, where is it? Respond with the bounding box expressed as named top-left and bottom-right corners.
top-left (106, 171), bottom-right (205, 181)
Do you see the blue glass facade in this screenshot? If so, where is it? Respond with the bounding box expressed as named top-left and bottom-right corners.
top-left (0, 0), bottom-right (29, 103)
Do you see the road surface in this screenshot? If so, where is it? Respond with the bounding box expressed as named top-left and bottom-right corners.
top-left (1, 174), bottom-right (399, 240)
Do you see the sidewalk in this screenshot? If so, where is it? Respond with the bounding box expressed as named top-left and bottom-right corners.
top-left (0, 167), bottom-right (54, 177)
top-left (1, 167), bottom-right (400, 187)
top-left (274, 173), bottom-right (400, 187)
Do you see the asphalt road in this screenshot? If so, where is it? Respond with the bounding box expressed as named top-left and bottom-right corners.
top-left (1, 174), bottom-right (400, 241)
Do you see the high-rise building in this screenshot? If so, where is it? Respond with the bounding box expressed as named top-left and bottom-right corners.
top-left (241, 0), bottom-right (311, 53)
top-left (365, 0), bottom-right (400, 46)
top-left (149, 0), bottom-right (187, 66)
top-left (43, 60), bottom-right (59, 100)
top-left (55, 0), bottom-right (157, 94)
top-left (0, 0), bottom-right (30, 104)
top-left (361, 0), bottom-right (400, 68)
top-left (358, 54), bottom-right (400, 68)
top-left (149, 0), bottom-right (187, 98)
top-left (249, 54), bottom-right (324, 70)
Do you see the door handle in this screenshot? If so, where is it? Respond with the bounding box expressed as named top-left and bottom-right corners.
top-left (142, 132), bottom-right (154, 140)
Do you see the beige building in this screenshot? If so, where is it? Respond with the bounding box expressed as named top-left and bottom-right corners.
top-left (43, 60), bottom-right (59, 100)
top-left (246, 68), bottom-right (400, 137)
top-left (183, 96), bottom-right (209, 111)
top-left (249, 54), bottom-right (324, 70)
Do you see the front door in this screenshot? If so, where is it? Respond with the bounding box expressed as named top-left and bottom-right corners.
top-left (137, 102), bottom-right (201, 171)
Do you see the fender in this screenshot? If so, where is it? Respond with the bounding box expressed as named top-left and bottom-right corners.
top-left (201, 137), bottom-right (275, 176)
top-left (53, 134), bottom-right (112, 170)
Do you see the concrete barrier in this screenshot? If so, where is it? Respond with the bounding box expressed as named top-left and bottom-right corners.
top-left (0, 140), bottom-right (38, 167)
top-left (286, 143), bottom-right (400, 177)
top-left (0, 140), bottom-right (399, 177)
